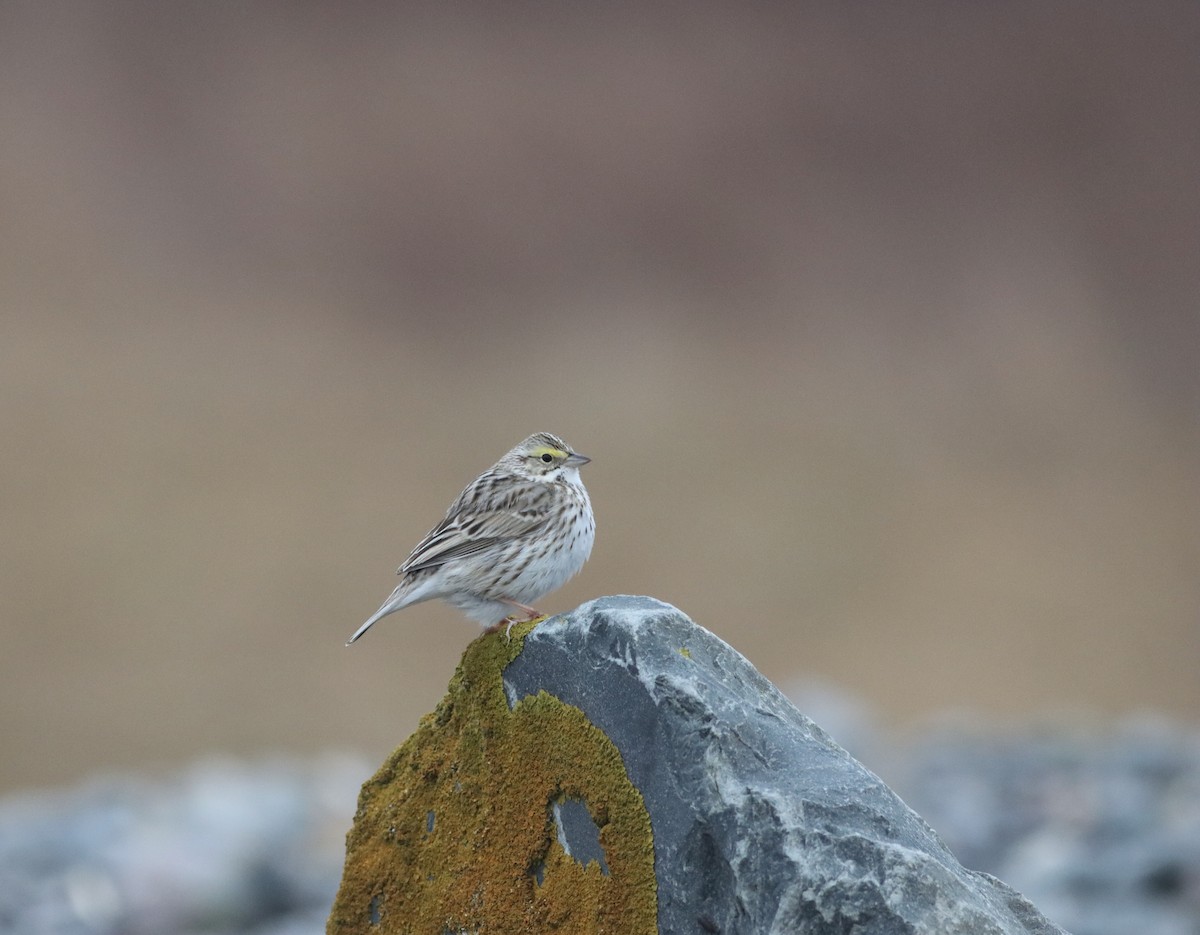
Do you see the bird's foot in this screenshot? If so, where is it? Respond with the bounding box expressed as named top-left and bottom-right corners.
top-left (485, 603), bottom-right (547, 640)
top-left (484, 614), bottom-right (526, 639)
top-left (496, 600), bottom-right (545, 639)
top-left (484, 616), bottom-right (513, 635)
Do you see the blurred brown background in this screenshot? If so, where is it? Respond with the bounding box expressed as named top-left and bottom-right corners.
top-left (2, 2), bottom-right (1198, 796)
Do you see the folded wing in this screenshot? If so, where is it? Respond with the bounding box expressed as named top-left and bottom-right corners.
top-left (399, 480), bottom-right (555, 576)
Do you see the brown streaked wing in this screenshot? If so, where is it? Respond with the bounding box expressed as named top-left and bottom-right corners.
top-left (395, 472), bottom-right (558, 574)
top-left (399, 508), bottom-right (548, 574)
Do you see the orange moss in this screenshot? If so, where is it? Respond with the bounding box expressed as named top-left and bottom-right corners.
top-left (327, 619), bottom-right (657, 934)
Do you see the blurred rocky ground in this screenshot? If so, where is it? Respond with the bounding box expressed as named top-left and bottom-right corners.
top-left (0, 754), bottom-right (367, 935)
top-left (3, 694), bottom-right (1197, 935)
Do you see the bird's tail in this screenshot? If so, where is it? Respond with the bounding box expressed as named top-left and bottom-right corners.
top-left (345, 584), bottom-right (412, 645)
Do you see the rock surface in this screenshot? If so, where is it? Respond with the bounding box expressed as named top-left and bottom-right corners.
top-left (503, 595), bottom-right (1068, 934)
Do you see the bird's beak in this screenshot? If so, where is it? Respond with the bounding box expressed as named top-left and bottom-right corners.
top-left (565, 452), bottom-right (591, 467)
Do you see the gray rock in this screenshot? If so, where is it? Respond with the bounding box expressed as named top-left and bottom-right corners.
top-left (503, 595), bottom-right (1069, 935)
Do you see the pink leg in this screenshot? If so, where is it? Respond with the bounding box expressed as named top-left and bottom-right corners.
top-left (499, 598), bottom-right (542, 618)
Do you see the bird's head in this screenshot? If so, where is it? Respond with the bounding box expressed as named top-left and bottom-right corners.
top-left (505, 432), bottom-right (591, 479)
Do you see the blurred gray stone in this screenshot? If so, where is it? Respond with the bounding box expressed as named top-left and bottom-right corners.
top-left (0, 754), bottom-right (366, 935)
top-left (892, 719), bottom-right (1200, 935)
top-left (503, 595), bottom-right (1068, 935)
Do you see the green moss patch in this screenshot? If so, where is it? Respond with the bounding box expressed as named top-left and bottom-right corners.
top-left (327, 619), bottom-right (657, 934)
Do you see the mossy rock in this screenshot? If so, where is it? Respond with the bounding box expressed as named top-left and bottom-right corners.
top-left (326, 619), bottom-right (657, 934)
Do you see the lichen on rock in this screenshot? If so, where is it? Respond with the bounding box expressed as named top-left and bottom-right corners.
top-left (326, 618), bottom-right (657, 935)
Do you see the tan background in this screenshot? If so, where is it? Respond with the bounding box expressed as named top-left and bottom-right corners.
top-left (2, 3), bottom-right (1198, 795)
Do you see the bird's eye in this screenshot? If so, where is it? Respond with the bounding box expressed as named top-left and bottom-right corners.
top-left (540, 453), bottom-right (553, 463)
